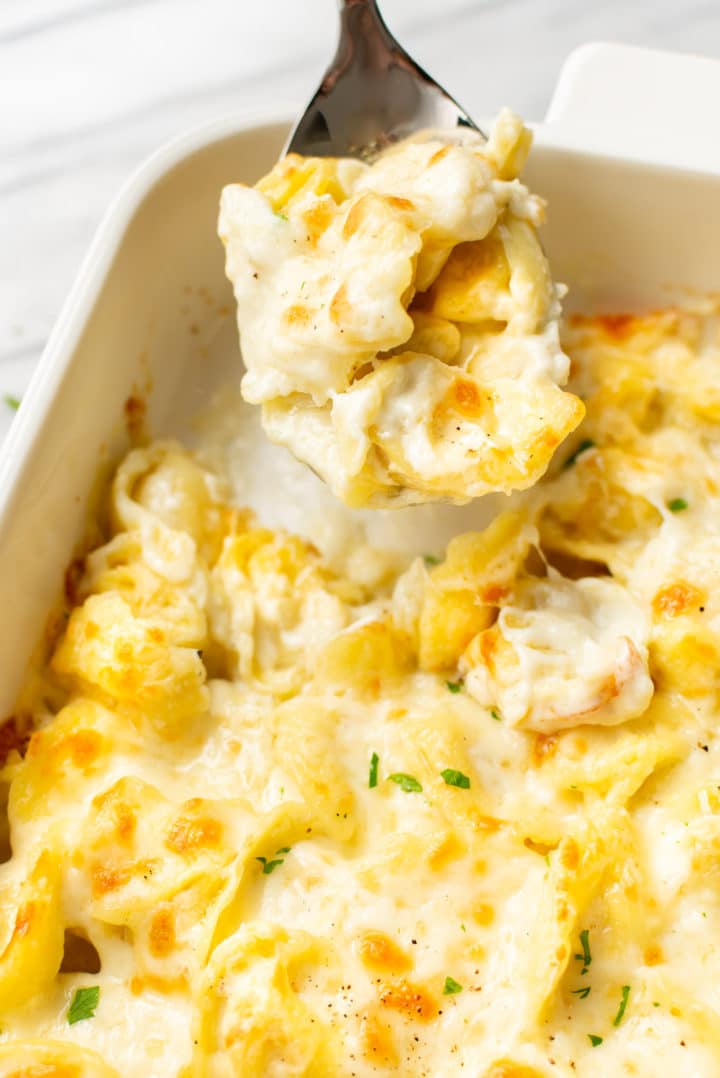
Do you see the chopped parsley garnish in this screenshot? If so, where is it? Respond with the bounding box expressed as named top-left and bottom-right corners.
top-left (387, 773), bottom-right (423, 793)
top-left (440, 768), bottom-right (471, 789)
top-left (668, 497), bottom-right (688, 513)
top-left (443, 976), bottom-right (463, 995)
top-left (369, 751), bottom-right (379, 789)
top-left (446, 680), bottom-right (463, 694)
top-left (423, 553), bottom-right (440, 566)
top-left (588, 1034), bottom-right (603, 1047)
top-left (575, 929), bottom-right (592, 974)
top-left (67, 985), bottom-right (100, 1025)
top-left (3, 394), bottom-right (20, 412)
top-left (613, 984), bottom-right (631, 1027)
top-left (256, 846), bottom-right (292, 875)
top-left (490, 709), bottom-right (502, 722)
top-left (256, 856), bottom-right (283, 874)
top-left (274, 210), bottom-right (288, 221)
top-left (572, 985), bottom-right (591, 999)
top-left (563, 438), bottom-right (595, 469)
top-left (653, 1001), bottom-right (661, 1007)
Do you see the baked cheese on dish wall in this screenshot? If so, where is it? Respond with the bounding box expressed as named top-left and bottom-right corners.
top-left (218, 109), bottom-right (584, 507)
top-left (4, 303), bottom-right (720, 1075)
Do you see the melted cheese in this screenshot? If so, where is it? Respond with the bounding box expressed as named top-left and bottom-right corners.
top-left (219, 110), bottom-right (584, 508)
top-left (3, 305), bottom-right (720, 1071)
top-left (461, 574), bottom-right (654, 733)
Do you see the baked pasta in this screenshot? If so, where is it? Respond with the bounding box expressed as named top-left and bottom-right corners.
top-left (219, 110), bottom-right (584, 507)
top-left (3, 302), bottom-right (720, 1075)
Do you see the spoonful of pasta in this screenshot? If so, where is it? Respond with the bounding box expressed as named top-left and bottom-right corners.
top-left (218, 2), bottom-right (586, 509)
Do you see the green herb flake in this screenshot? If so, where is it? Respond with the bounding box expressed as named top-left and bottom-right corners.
top-left (423, 553), bottom-right (440, 566)
top-left (588, 1034), bottom-right (603, 1047)
top-left (257, 858), bottom-right (283, 874)
top-left (574, 929), bottom-right (592, 974)
top-left (67, 986), bottom-right (100, 1025)
top-left (653, 1001), bottom-right (661, 1008)
top-left (3, 394), bottom-right (20, 412)
top-left (387, 772), bottom-right (423, 793)
top-left (446, 680), bottom-right (463, 694)
top-left (369, 751), bottom-right (379, 789)
top-left (572, 985), bottom-right (591, 999)
top-left (668, 497), bottom-right (688, 513)
top-left (563, 438), bottom-right (596, 469)
top-left (490, 709), bottom-right (502, 722)
top-left (274, 210), bottom-right (288, 221)
top-left (443, 976), bottom-right (463, 995)
top-left (613, 984), bottom-right (631, 1027)
top-left (256, 846), bottom-right (291, 875)
top-left (440, 768), bottom-right (471, 789)
top-left (460, 923), bottom-right (466, 933)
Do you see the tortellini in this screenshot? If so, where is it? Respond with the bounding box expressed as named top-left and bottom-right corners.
top-left (52, 591), bottom-right (209, 733)
top-left (189, 924), bottom-right (340, 1076)
top-left (461, 575), bottom-right (654, 733)
top-left (0, 853), bottom-right (64, 1012)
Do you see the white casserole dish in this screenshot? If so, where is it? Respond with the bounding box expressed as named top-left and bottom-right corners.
top-left (3, 40), bottom-right (720, 716)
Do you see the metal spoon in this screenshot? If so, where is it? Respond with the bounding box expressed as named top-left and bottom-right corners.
top-left (284, 0), bottom-right (481, 160)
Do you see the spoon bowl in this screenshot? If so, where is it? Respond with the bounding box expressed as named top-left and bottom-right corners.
top-left (284, 0), bottom-right (481, 160)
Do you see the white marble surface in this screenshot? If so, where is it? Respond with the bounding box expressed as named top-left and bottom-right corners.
top-left (3, 0), bottom-right (720, 442)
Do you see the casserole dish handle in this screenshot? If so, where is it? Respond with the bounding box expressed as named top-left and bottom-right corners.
top-left (546, 42), bottom-right (720, 174)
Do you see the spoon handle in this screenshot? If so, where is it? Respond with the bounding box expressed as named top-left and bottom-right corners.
top-left (334, 0), bottom-right (396, 66)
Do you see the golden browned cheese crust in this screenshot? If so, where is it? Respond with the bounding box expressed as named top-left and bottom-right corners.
top-left (2, 303), bottom-right (720, 1074)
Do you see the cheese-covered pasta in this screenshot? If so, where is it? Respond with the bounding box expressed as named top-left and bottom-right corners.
top-left (219, 110), bottom-right (584, 507)
top-left (3, 320), bottom-right (720, 1068)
